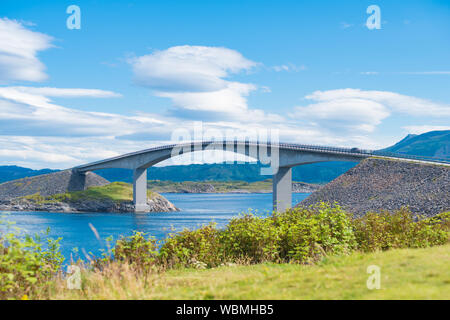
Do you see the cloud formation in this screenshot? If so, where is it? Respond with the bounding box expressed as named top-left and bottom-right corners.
top-left (128, 45), bottom-right (277, 122)
top-left (129, 45), bottom-right (257, 92)
top-left (304, 89), bottom-right (450, 117)
top-left (0, 18), bottom-right (53, 83)
top-left (292, 89), bottom-right (450, 134)
top-left (0, 86), bottom-right (163, 137)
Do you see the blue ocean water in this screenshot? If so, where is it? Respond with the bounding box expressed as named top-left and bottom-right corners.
top-left (1, 193), bottom-right (309, 262)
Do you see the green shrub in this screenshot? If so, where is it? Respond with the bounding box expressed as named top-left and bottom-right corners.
top-left (159, 223), bottom-right (222, 268)
top-left (424, 211), bottom-right (450, 231)
top-left (158, 203), bottom-right (356, 266)
top-left (220, 214), bottom-right (280, 263)
top-left (0, 220), bottom-right (63, 300)
top-left (274, 203), bottom-right (356, 263)
top-left (352, 208), bottom-right (448, 252)
top-left (111, 231), bottom-right (159, 272)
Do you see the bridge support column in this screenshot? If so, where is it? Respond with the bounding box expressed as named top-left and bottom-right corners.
top-left (133, 168), bottom-right (150, 213)
top-left (69, 169), bottom-right (87, 192)
top-left (273, 166), bottom-right (292, 212)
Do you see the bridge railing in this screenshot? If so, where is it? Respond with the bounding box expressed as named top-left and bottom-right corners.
top-left (369, 150), bottom-right (450, 164)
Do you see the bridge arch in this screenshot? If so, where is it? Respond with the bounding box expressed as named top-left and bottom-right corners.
top-left (73, 141), bottom-right (371, 212)
top-left (73, 140), bottom-right (448, 212)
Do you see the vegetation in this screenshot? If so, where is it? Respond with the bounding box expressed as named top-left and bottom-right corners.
top-left (0, 204), bottom-right (449, 300)
top-left (19, 182), bottom-right (157, 204)
top-left (48, 244), bottom-right (450, 300)
top-left (0, 218), bottom-right (63, 300)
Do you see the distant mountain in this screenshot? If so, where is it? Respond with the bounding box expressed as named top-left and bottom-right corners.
top-left (381, 130), bottom-right (449, 159)
top-left (0, 166), bottom-right (58, 184)
top-left (0, 130), bottom-right (448, 185)
top-left (95, 161), bottom-right (356, 184)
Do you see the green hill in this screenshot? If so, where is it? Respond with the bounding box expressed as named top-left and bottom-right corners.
top-left (382, 130), bottom-right (449, 159)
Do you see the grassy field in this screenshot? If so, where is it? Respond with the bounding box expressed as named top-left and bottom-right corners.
top-left (48, 244), bottom-right (450, 300)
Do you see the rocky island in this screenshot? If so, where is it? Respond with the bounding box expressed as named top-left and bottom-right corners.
top-left (0, 171), bottom-right (178, 213)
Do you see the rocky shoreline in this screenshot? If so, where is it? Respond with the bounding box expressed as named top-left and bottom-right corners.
top-left (149, 182), bottom-right (320, 194)
top-left (0, 193), bottom-right (179, 213)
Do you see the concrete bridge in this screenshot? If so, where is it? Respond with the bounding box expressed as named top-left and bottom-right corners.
top-left (72, 141), bottom-right (450, 212)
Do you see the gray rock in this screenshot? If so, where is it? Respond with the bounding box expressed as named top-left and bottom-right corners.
top-left (299, 158), bottom-right (450, 217)
top-left (0, 170), bottom-right (108, 200)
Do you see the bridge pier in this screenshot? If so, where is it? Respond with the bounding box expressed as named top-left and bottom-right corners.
top-left (69, 169), bottom-right (87, 192)
top-left (273, 166), bottom-right (292, 212)
top-left (133, 168), bottom-right (150, 212)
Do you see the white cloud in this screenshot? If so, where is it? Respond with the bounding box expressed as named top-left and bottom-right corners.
top-left (0, 86), bottom-right (167, 137)
top-left (158, 82), bottom-right (256, 115)
top-left (292, 98), bottom-right (390, 132)
top-left (7, 86), bottom-right (122, 98)
top-left (128, 45), bottom-right (283, 123)
top-left (291, 88), bottom-right (450, 140)
top-left (271, 64), bottom-right (306, 72)
top-left (304, 89), bottom-right (450, 117)
top-left (403, 125), bottom-right (450, 135)
top-left (129, 45), bottom-right (257, 92)
top-left (0, 18), bottom-right (53, 83)
top-left (0, 135), bottom-right (151, 169)
top-left (360, 71), bottom-right (379, 75)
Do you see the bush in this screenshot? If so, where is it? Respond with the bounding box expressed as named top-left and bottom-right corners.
top-left (159, 223), bottom-right (222, 268)
top-left (352, 208), bottom-right (449, 252)
top-left (159, 203), bottom-right (356, 266)
top-left (121, 204), bottom-right (448, 268)
top-left (274, 203), bottom-right (356, 263)
top-left (0, 220), bottom-right (63, 300)
top-left (221, 214), bottom-right (280, 263)
top-left (111, 231), bottom-right (159, 272)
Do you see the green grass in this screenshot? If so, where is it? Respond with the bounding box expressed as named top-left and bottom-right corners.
top-left (21, 182), bottom-right (157, 204)
top-left (50, 244), bottom-right (450, 300)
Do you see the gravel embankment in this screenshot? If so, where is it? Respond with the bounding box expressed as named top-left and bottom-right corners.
top-left (299, 158), bottom-right (450, 217)
top-left (0, 170), bottom-right (108, 200)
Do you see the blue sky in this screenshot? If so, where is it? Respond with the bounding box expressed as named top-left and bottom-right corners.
top-left (0, 0), bottom-right (449, 168)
